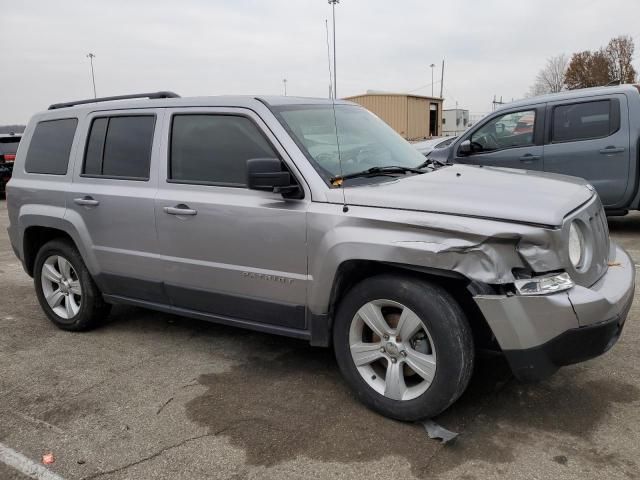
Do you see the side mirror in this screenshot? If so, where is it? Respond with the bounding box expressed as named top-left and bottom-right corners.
top-left (247, 158), bottom-right (300, 197)
top-left (458, 139), bottom-right (472, 155)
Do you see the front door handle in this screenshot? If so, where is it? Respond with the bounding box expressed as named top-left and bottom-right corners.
top-left (164, 204), bottom-right (197, 216)
top-left (599, 146), bottom-right (625, 154)
top-left (73, 196), bottom-right (100, 206)
top-left (519, 154), bottom-right (541, 162)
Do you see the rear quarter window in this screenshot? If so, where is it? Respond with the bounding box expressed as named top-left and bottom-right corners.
top-left (25, 118), bottom-right (78, 175)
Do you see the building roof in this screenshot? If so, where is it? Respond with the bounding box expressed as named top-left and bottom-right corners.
top-left (344, 91), bottom-right (443, 101)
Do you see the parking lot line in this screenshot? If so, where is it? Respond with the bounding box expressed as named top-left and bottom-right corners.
top-left (0, 443), bottom-right (65, 480)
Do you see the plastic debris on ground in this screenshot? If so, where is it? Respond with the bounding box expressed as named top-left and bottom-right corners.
top-left (420, 419), bottom-right (459, 444)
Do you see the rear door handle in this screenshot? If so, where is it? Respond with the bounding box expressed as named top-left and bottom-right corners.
top-left (519, 154), bottom-right (541, 162)
top-left (73, 196), bottom-right (100, 206)
top-left (599, 146), bottom-right (625, 154)
top-left (164, 205), bottom-right (197, 216)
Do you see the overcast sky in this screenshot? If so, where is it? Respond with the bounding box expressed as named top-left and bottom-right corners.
top-left (1, 0), bottom-right (639, 124)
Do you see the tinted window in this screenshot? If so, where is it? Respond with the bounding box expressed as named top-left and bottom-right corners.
top-left (470, 110), bottom-right (535, 153)
top-left (170, 115), bottom-right (277, 186)
top-left (83, 118), bottom-right (107, 175)
top-left (0, 137), bottom-right (20, 155)
top-left (552, 101), bottom-right (611, 142)
top-left (83, 116), bottom-right (154, 179)
top-left (25, 119), bottom-right (77, 174)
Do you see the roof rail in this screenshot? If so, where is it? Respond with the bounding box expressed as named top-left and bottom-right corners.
top-left (48, 91), bottom-right (180, 110)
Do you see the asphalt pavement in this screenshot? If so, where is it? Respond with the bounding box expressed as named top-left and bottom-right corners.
top-left (1, 200), bottom-right (638, 480)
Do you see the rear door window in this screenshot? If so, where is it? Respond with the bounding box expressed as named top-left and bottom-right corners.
top-left (25, 118), bottom-right (78, 174)
top-left (83, 115), bottom-right (155, 179)
top-left (552, 100), bottom-right (613, 142)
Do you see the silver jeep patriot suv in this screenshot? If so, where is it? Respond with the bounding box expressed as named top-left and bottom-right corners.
top-left (6, 92), bottom-right (635, 421)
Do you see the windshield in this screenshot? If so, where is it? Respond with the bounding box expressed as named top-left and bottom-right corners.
top-left (274, 104), bottom-right (427, 184)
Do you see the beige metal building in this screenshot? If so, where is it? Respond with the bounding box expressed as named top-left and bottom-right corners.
top-left (344, 92), bottom-right (444, 140)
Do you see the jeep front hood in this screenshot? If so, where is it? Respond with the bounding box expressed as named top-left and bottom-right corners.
top-left (341, 165), bottom-right (594, 227)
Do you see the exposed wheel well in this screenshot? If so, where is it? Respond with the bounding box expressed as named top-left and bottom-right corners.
top-left (326, 260), bottom-right (497, 351)
top-left (23, 226), bottom-right (74, 277)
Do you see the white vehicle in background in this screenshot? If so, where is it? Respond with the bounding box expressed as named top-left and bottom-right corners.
top-left (412, 136), bottom-right (457, 156)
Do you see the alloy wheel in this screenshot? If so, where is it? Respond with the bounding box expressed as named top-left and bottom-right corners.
top-left (40, 255), bottom-right (82, 320)
top-left (349, 299), bottom-right (437, 401)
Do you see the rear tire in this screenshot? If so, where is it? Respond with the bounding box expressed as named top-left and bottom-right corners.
top-left (333, 274), bottom-right (474, 421)
top-left (34, 239), bottom-right (111, 331)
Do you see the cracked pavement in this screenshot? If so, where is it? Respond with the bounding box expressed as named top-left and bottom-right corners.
top-left (1, 200), bottom-right (639, 479)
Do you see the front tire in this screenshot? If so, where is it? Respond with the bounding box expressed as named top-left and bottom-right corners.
top-left (333, 274), bottom-right (474, 421)
top-left (34, 239), bottom-right (111, 331)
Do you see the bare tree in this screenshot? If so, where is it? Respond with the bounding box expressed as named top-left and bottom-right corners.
top-left (565, 50), bottom-right (610, 89)
top-left (527, 54), bottom-right (569, 97)
top-left (605, 35), bottom-right (637, 83)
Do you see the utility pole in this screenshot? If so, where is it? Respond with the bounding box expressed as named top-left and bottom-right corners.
top-left (328, 0), bottom-right (339, 99)
top-left (283, 78), bottom-right (287, 96)
top-left (439, 59), bottom-right (444, 98)
top-left (429, 63), bottom-right (436, 96)
top-left (87, 53), bottom-right (97, 98)
top-left (492, 95), bottom-right (505, 111)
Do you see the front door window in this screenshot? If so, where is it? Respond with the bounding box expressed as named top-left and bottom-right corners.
top-left (470, 110), bottom-right (536, 153)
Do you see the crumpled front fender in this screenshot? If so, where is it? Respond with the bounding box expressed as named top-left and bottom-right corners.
top-left (307, 203), bottom-right (565, 314)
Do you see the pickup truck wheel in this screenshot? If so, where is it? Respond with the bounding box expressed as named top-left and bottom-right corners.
top-left (34, 239), bottom-right (111, 331)
top-left (333, 274), bottom-right (474, 421)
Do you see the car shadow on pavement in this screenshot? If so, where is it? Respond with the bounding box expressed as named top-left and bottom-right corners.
top-left (103, 305), bottom-right (640, 478)
top-left (607, 212), bottom-right (640, 233)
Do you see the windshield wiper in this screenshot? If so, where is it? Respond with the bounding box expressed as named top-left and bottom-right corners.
top-left (417, 157), bottom-right (449, 169)
top-left (330, 165), bottom-right (424, 185)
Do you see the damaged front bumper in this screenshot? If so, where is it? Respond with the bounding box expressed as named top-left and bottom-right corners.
top-left (473, 242), bottom-right (635, 381)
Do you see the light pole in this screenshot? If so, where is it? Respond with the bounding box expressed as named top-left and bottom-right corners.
top-left (87, 53), bottom-right (97, 98)
top-left (328, 0), bottom-right (339, 99)
top-left (283, 78), bottom-right (287, 96)
top-left (430, 63), bottom-right (435, 97)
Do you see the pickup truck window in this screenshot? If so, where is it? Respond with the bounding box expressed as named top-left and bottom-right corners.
top-left (274, 104), bottom-right (426, 183)
top-left (83, 116), bottom-right (155, 180)
top-left (25, 118), bottom-right (77, 175)
top-left (169, 114), bottom-right (277, 187)
top-left (552, 100), bottom-right (611, 142)
top-left (470, 110), bottom-right (536, 153)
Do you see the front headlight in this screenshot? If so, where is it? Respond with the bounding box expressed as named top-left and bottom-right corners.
top-left (568, 221), bottom-right (585, 268)
top-left (514, 272), bottom-right (575, 296)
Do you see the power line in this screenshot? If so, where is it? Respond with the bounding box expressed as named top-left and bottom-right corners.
top-left (406, 80), bottom-right (440, 94)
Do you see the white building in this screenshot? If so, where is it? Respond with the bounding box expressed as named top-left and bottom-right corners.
top-left (442, 108), bottom-right (470, 136)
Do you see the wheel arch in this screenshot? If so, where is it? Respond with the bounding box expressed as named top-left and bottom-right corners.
top-left (20, 214), bottom-right (97, 278)
top-left (309, 259), bottom-right (497, 351)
